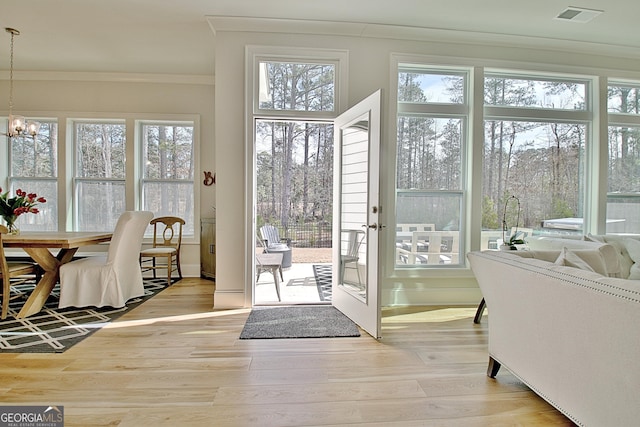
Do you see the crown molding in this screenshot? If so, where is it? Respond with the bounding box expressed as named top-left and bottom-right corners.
top-left (0, 71), bottom-right (214, 85)
top-left (206, 16), bottom-right (640, 60)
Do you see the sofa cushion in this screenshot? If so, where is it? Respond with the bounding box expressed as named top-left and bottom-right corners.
top-left (624, 238), bottom-right (640, 280)
top-left (526, 235), bottom-right (583, 250)
top-left (586, 234), bottom-right (640, 279)
top-left (525, 236), bottom-right (621, 277)
top-left (555, 247), bottom-right (607, 274)
top-left (511, 250), bottom-right (564, 263)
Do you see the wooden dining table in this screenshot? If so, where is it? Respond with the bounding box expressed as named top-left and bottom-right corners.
top-left (4, 231), bottom-right (113, 318)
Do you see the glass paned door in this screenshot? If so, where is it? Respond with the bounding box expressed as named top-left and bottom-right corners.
top-left (332, 90), bottom-right (382, 339)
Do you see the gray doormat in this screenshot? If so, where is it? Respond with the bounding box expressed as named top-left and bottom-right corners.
top-left (239, 306), bottom-right (361, 339)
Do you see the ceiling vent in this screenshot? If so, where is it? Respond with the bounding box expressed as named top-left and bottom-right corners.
top-left (555, 6), bottom-right (603, 23)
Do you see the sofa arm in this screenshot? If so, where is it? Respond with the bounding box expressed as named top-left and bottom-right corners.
top-left (468, 250), bottom-right (640, 426)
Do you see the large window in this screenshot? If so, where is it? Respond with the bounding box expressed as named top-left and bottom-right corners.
top-left (73, 121), bottom-right (126, 231)
top-left (72, 119), bottom-right (196, 233)
top-left (9, 120), bottom-right (58, 231)
top-left (607, 83), bottom-right (640, 233)
top-left (3, 114), bottom-right (197, 234)
top-left (394, 66), bottom-right (592, 269)
top-left (395, 67), bottom-right (467, 267)
top-left (140, 122), bottom-right (195, 235)
top-left (483, 73), bottom-right (589, 239)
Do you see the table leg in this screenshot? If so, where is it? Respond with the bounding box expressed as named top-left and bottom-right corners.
top-left (272, 266), bottom-right (281, 301)
top-left (16, 247), bottom-right (79, 318)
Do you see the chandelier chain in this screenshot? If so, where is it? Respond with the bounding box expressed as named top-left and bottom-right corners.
top-left (8, 28), bottom-right (15, 117)
top-left (4, 27), bottom-right (38, 139)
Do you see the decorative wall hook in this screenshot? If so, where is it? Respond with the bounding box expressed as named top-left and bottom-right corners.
top-left (203, 171), bottom-right (215, 186)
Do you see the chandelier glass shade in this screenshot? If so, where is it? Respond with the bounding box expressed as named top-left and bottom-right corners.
top-left (5, 27), bottom-right (40, 139)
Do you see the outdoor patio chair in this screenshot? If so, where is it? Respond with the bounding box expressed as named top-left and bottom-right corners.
top-left (341, 229), bottom-right (365, 287)
top-left (260, 224), bottom-right (292, 268)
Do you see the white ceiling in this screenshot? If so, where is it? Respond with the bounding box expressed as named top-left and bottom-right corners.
top-left (2, 0), bottom-right (639, 76)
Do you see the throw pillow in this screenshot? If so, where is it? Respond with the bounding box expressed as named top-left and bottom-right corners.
top-left (554, 247), bottom-right (597, 273)
top-left (594, 244), bottom-right (622, 277)
top-left (624, 238), bottom-right (640, 280)
top-left (588, 234), bottom-right (633, 278)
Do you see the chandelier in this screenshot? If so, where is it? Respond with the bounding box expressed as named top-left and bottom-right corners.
top-left (5, 27), bottom-right (39, 139)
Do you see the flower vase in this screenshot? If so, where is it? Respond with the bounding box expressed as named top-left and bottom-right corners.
top-left (4, 216), bottom-right (19, 235)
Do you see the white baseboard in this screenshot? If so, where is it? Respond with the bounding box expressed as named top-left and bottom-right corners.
top-left (383, 287), bottom-right (483, 306)
top-left (213, 290), bottom-right (246, 308)
top-left (141, 263), bottom-right (202, 279)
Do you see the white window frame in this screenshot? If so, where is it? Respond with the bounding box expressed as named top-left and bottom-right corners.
top-left (251, 46), bottom-right (348, 119)
top-left (245, 46), bottom-right (348, 304)
top-left (394, 63), bottom-right (471, 269)
top-left (605, 79), bottom-right (640, 233)
top-left (7, 118), bottom-right (59, 231)
top-left (138, 119), bottom-right (197, 237)
top-left (483, 69), bottom-right (594, 234)
top-left (71, 118), bottom-right (127, 231)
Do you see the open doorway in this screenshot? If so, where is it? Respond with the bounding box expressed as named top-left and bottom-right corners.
top-left (254, 120), bottom-right (334, 305)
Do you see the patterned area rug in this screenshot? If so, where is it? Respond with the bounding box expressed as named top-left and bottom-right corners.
top-left (312, 264), bottom-right (332, 302)
top-left (0, 278), bottom-right (170, 353)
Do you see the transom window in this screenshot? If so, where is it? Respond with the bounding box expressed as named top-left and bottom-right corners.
top-left (484, 74), bottom-right (587, 110)
top-left (255, 58), bottom-right (338, 121)
top-left (398, 69), bottom-right (465, 104)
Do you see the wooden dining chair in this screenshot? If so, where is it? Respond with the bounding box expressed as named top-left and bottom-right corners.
top-left (0, 225), bottom-right (40, 319)
top-left (139, 216), bottom-right (185, 286)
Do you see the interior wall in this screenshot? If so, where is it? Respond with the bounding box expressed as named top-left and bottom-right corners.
top-left (211, 22), bottom-right (640, 307)
top-left (0, 76), bottom-right (215, 277)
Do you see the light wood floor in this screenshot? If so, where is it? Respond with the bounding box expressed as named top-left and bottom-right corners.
top-left (0, 278), bottom-right (574, 426)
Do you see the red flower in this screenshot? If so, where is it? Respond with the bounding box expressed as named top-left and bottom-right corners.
top-left (0, 188), bottom-right (47, 220)
top-left (14, 207), bottom-right (28, 216)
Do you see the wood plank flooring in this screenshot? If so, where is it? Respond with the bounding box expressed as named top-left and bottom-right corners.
top-left (0, 278), bottom-right (575, 426)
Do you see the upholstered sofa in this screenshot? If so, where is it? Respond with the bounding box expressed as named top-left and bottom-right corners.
top-left (468, 237), bottom-right (640, 426)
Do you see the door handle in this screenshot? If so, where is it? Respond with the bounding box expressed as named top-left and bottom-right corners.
top-left (363, 223), bottom-right (385, 230)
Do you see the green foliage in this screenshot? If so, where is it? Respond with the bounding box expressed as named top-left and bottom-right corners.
top-left (552, 198), bottom-right (574, 219)
top-left (481, 196), bottom-right (500, 229)
top-left (256, 120), bottom-right (334, 226)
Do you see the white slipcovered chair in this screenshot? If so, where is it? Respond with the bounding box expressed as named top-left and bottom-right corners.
top-left (59, 211), bottom-right (154, 309)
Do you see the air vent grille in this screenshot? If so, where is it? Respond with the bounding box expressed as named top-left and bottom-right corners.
top-left (555, 6), bottom-right (603, 23)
